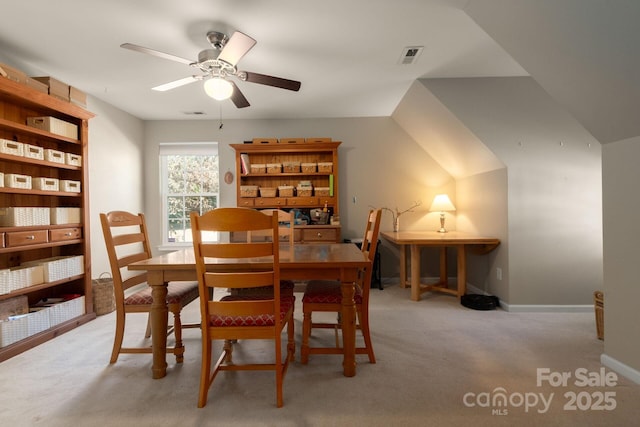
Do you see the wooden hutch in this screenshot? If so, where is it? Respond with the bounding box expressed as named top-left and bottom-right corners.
top-left (231, 140), bottom-right (341, 243)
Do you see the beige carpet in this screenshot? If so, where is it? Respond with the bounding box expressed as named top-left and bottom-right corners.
top-left (1, 283), bottom-right (638, 427)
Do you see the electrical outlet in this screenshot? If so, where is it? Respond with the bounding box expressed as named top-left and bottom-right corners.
top-left (496, 267), bottom-right (502, 281)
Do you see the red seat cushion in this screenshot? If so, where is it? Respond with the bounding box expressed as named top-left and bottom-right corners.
top-left (209, 295), bottom-right (295, 327)
top-left (302, 280), bottom-right (363, 304)
top-left (124, 281), bottom-right (199, 306)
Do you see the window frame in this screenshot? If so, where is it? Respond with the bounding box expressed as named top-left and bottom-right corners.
top-left (159, 142), bottom-right (219, 248)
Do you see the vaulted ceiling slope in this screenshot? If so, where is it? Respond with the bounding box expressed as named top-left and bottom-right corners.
top-left (464, 0), bottom-right (640, 144)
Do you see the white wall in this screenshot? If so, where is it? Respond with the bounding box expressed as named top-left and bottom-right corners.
top-left (143, 117), bottom-right (453, 277)
top-left (457, 168), bottom-right (509, 299)
top-left (423, 77), bottom-right (603, 306)
top-left (602, 136), bottom-right (640, 380)
top-left (87, 96), bottom-right (145, 277)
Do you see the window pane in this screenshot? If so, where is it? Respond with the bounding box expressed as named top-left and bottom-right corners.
top-left (161, 147), bottom-right (219, 245)
top-left (167, 156), bottom-right (185, 193)
top-left (167, 196), bottom-right (184, 219)
top-left (201, 156), bottom-right (219, 193)
top-left (168, 219), bottom-right (184, 243)
top-left (201, 196), bottom-right (217, 214)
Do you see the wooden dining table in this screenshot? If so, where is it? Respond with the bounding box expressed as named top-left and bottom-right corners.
top-left (128, 243), bottom-right (370, 379)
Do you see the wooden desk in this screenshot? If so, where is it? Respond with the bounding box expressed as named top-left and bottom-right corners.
top-left (380, 231), bottom-right (500, 301)
top-left (128, 243), bottom-right (369, 379)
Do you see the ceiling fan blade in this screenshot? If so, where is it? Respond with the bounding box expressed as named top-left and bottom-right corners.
top-left (243, 72), bottom-right (301, 91)
top-left (230, 81), bottom-right (250, 108)
top-left (120, 43), bottom-right (194, 66)
top-left (217, 32), bottom-right (257, 66)
top-left (152, 76), bottom-right (201, 91)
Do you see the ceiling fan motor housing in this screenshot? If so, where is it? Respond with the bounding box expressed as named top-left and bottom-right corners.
top-left (206, 31), bottom-right (229, 50)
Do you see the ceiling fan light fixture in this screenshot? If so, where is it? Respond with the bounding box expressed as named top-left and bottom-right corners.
top-left (204, 77), bottom-right (233, 100)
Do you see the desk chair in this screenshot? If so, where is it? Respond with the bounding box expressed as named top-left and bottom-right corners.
top-left (100, 211), bottom-right (199, 364)
top-left (301, 209), bottom-right (382, 364)
top-left (191, 207), bottom-right (295, 408)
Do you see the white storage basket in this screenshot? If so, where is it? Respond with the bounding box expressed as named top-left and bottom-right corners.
top-left (65, 153), bottom-right (82, 167)
top-left (44, 149), bottom-right (65, 164)
top-left (23, 144), bottom-right (44, 160)
top-left (60, 180), bottom-right (81, 193)
top-left (33, 177), bottom-right (60, 191)
top-left (27, 308), bottom-right (51, 336)
top-left (4, 173), bottom-right (32, 189)
top-left (48, 296), bottom-right (85, 326)
top-left (0, 139), bottom-right (24, 156)
top-left (0, 315), bottom-right (29, 348)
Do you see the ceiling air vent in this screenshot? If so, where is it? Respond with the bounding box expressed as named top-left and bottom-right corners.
top-left (183, 111), bottom-right (207, 115)
top-left (398, 46), bottom-right (423, 65)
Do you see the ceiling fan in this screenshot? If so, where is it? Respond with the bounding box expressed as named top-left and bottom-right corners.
top-left (120, 30), bottom-right (301, 108)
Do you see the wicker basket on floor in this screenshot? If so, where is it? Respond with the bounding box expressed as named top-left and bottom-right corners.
top-left (92, 273), bottom-right (115, 315)
top-left (594, 290), bottom-right (604, 340)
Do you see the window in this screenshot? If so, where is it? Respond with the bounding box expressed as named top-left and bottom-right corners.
top-left (160, 143), bottom-right (219, 246)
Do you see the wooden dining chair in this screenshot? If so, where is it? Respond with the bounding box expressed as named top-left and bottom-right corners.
top-left (190, 207), bottom-right (295, 408)
top-left (249, 208), bottom-right (295, 244)
top-left (301, 208), bottom-right (382, 364)
top-left (100, 211), bottom-right (199, 364)
top-left (244, 208), bottom-right (296, 296)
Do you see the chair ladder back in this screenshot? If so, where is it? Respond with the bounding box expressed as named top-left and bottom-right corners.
top-left (356, 209), bottom-right (382, 293)
top-left (361, 209), bottom-right (382, 263)
top-left (248, 209), bottom-right (295, 244)
top-left (191, 207), bottom-right (282, 309)
top-left (100, 211), bottom-right (154, 296)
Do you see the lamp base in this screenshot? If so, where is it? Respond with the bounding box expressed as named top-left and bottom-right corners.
top-left (437, 213), bottom-right (448, 233)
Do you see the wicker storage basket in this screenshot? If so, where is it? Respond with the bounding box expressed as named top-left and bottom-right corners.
top-left (259, 187), bottom-right (277, 197)
top-left (315, 187), bottom-right (330, 197)
top-left (594, 290), bottom-right (604, 340)
top-left (283, 161), bottom-right (300, 173)
top-left (92, 273), bottom-right (115, 316)
top-left (297, 187), bottom-right (313, 197)
top-left (317, 162), bottom-right (333, 173)
top-left (240, 185), bottom-right (258, 197)
top-left (266, 163), bottom-right (282, 174)
top-left (278, 186), bottom-right (294, 197)
top-left (301, 163), bottom-right (317, 173)
top-left (250, 164), bottom-right (266, 174)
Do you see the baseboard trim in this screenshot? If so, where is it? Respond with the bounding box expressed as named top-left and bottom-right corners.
top-left (601, 353), bottom-right (640, 385)
top-left (502, 304), bottom-right (594, 313)
top-left (382, 277), bottom-right (595, 313)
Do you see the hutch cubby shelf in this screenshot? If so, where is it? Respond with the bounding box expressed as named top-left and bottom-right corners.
top-left (0, 76), bottom-right (94, 362)
top-left (231, 141), bottom-right (342, 243)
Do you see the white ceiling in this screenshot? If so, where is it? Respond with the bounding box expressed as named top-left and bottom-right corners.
top-left (0, 0), bottom-right (527, 121)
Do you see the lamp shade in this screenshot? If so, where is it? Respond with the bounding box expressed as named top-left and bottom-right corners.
top-left (204, 77), bottom-right (233, 100)
top-left (429, 194), bottom-right (456, 212)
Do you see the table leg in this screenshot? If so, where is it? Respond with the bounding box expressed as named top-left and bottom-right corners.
top-left (148, 271), bottom-right (169, 379)
top-left (341, 279), bottom-right (357, 377)
top-left (440, 247), bottom-right (447, 286)
top-left (399, 244), bottom-right (408, 288)
top-left (457, 245), bottom-right (467, 298)
top-left (410, 244), bottom-right (421, 301)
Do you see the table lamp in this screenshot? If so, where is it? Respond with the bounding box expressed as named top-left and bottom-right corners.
top-left (429, 194), bottom-right (456, 233)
